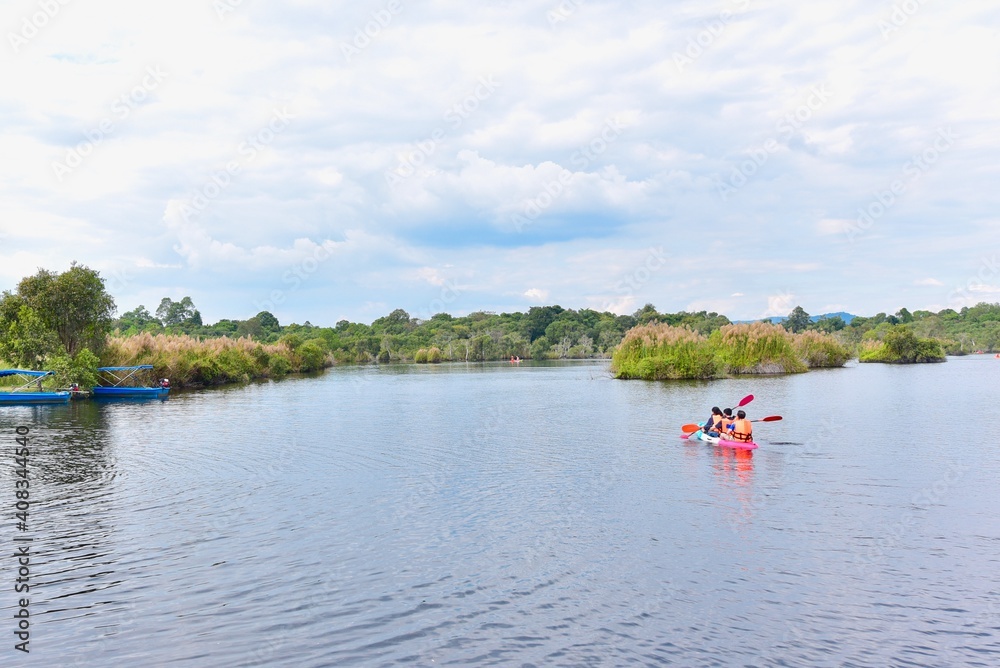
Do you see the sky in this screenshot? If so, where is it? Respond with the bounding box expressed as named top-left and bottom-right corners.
top-left (1, 0), bottom-right (998, 327)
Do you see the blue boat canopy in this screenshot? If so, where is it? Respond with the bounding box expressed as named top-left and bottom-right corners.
top-left (96, 365), bottom-right (154, 371)
top-left (0, 369), bottom-right (53, 378)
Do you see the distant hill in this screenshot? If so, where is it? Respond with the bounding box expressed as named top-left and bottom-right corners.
top-left (813, 311), bottom-right (856, 324)
top-left (738, 312), bottom-right (858, 325)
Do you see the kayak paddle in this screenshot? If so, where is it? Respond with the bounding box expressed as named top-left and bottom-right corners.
top-left (682, 414), bottom-right (780, 436)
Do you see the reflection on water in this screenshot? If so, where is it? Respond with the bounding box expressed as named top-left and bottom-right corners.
top-left (0, 359), bottom-right (998, 666)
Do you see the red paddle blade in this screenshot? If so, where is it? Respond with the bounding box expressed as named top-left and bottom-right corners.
top-left (760, 415), bottom-right (782, 422)
top-left (737, 394), bottom-right (754, 407)
top-left (681, 423), bottom-right (701, 433)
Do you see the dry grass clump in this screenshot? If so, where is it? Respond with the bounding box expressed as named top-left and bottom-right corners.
top-left (711, 322), bottom-right (807, 374)
top-left (792, 330), bottom-right (851, 368)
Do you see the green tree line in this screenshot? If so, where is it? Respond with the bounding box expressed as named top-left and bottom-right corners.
top-left (4, 264), bottom-right (999, 388)
top-left (778, 304), bottom-right (1000, 355)
top-left (115, 301), bottom-right (735, 364)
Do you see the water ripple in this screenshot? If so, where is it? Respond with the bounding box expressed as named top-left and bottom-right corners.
top-left (0, 361), bottom-right (998, 665)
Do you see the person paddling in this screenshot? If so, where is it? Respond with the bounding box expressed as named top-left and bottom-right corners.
top-left (721, 407), bottom-right (734, 433)
top-left (725, 410), bottom-right (753, 442)
top-left (702, 407), bottom-right (725, 437)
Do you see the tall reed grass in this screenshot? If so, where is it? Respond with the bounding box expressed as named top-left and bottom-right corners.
top-left (611, 323), bottom-right (720, 379)
top-left (102, 332), bottom-right (332, 386)
top-left (710, 322), bottom-right (807, 374)
top-left (791, 330), bottom-right (852, 368)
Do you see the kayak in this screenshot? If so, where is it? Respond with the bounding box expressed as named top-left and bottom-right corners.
top-left (684, 424), bottom-right (758, 450)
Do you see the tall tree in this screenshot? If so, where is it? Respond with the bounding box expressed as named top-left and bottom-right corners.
top-left (11, 263), bottom-right (116, 357)
top-left (521, 305), bottom-right (565, 341)
top-left (371, 308), bottom-right (413, 335)
top-left (784, 306), bottom-right (811, 333)
top-left (255, 311), bottom-right (280, 333)
top-left (0, 297), bottom-right (60, 367)
top-left (814, 315), bottom-right (846, 333)
top-left (117, 305), bottom-right (159, 332)
top-left (156, 296), bottom-right (200, 327)
top-left (632, 303), bottom-right (660, 323)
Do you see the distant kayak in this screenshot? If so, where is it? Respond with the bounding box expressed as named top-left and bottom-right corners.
top-left (685, 426), bottom-right (759, 450)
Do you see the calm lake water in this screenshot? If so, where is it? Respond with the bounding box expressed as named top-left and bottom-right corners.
top-left (1, 358), bottom-right (998, 666)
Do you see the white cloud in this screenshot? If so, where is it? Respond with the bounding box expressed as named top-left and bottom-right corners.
top-left (592, 294), bottom-right (636, 315)
top-left (523, 288), bottom-right (550, 302)
top-left (2, 1), bottom-right (998, 322)
top-left (816, 218), bottom-right (852, 236)
top-left (310, 168), bottom-right (344, 187)
top-left (761, 292), bottom-right (796, 318)
top-left (163, 199), bottom-right (346, 270)
top-left (915, 278), bottom-right (944, 286)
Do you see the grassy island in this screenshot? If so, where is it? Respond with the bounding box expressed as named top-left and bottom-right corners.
top-left (608, 323), bottom-right (718, 379)
top-left (611, 322), bottom-right (850, 380)
top-left (858, 326), bottom-right (946, 364)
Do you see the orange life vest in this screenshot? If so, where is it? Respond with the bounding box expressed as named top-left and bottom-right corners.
top-left (731, 418), bottom-right (753, 441)
top-left (709, 414), bottom-right (724, 432)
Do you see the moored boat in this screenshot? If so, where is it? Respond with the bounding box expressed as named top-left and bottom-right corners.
top-left (0, 370), bottom-right (71, 405)
top-left (93, 365), bottom-right (170, 400)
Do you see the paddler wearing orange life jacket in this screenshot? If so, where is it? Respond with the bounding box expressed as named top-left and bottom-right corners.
top-left (726, 410), bottom-right (753, 442)
top-left (721, 408), bottom-right (734, 433)
top-left (703, 407), bottom-right (724, 436)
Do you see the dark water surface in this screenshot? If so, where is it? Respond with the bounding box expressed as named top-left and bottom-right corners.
top-left (1, 358), bottom-right (998, 666)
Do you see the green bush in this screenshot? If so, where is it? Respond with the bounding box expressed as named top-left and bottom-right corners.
top-left (190, 356), bottom-right (222, 384)
top-left (250, 346), bottom-right (270, 367)
top-left (414, 348), bottom-right (428, 363)
top-left (48, 348), bottom-right (100, 388)
top-left (859, 326), bottom-right (946, 363)
top-left (530, 336), bottom-right (552, 360)
top-left (268, 353), bottom-right (292, 376)
top-left (216, 347), bottom-right (255, 381)
top-left (297, 339), bottom-right (328, 372)
top-left (427, 346), bottom-right (443, 363)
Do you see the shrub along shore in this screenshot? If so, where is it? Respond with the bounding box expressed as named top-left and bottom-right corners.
top-left (100, 332), bottom-right (330, 387)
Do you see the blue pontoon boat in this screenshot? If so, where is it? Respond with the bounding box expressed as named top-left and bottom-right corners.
top-left (0, 370), bottom-right (71, 405)
top-left (93, 365), bottom-right (170, 399)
